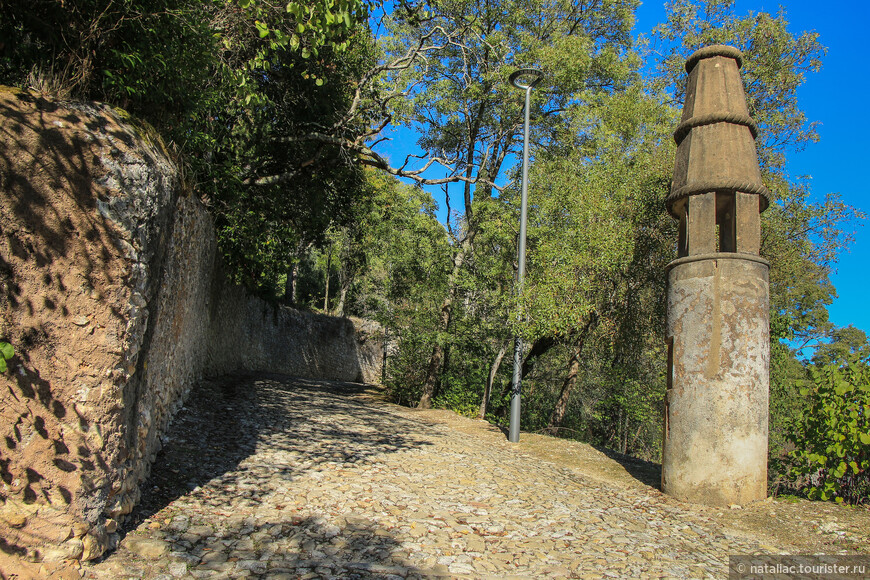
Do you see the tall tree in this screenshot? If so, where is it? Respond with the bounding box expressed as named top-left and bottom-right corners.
top-left (512, 82), bottom-right (675, 439)
top-left (377, 0), bottom-right (639, 407)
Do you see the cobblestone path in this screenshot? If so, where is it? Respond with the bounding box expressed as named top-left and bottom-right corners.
top-left (77, 374), bottom-right (832, 579)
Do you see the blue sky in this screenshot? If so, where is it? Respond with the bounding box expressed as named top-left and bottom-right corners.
top-left (379, 0), bottom-right (868, 336)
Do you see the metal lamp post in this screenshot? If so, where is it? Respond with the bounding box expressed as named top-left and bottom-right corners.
top-left (508, 68), bottom-right (543, 443)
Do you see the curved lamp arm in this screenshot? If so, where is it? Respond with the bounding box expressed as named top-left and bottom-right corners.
top-left (509, 68), bottom-right (544, 90)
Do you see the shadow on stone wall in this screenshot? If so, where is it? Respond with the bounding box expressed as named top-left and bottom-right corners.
top-left (0, 88), bottom-right (164, 304)
top-left (1, 86), bottom-right (179, 564)
top-left (0, 88), bottom-right (385, 569)
top-left (206, 282), bottom-right (382, 384)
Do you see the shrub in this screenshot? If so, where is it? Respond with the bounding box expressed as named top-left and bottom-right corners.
top-left (787, 357), bottom-right (870, 504)
top-left (0, 341), bottom-right (13, 372)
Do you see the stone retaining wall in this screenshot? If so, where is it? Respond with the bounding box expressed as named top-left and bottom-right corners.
top-left (0, 88), bottom-right (382, 569)
top-left (207, 282), bottom-right (382, 384)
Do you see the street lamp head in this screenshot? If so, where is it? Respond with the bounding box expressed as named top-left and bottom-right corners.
top-left (509, 68), bottom-right (544, 90)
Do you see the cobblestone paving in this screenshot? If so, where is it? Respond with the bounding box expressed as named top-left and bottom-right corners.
top-left (82, 374), bottom-right (777, 579)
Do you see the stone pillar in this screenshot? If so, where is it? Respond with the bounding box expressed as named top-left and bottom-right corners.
top-left (661, 45), bottom-right (771, 506)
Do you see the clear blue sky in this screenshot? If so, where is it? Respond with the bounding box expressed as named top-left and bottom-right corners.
top-left (635, 0), bottom-right (869, 334)
top-left (380, 0), bottom-right (868, 335)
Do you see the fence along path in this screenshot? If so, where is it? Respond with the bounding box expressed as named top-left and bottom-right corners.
top-left (80, 373), bottom-right (868, 579)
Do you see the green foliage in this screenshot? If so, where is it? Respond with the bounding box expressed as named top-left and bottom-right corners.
top-left (242, 0), bottom-right (368, 58)
top-left (813, 327), bottom-right (870, 367)
top-left (0, 0), bottom-right (377, 296)
top-left (481, 79), bottom-right (675, 453)
top-left (380, 0), bottom-right (645, 408)
top-left (290, 170), bottom-right (451, 315)
top-left (0, 341), bottom-right (13, 373)
top-left (284, 170), bottom-right (453, 404)
top-left (0, 0), bottom-right (220, 133)
top-left (192, 5), bottom-right (379, 295)
top-left (762, 179), bottom-right (863, 355)
top-left (0, 0), bottom-right (368, 101)
top-left (435, 378), bottom-right (485, 418)
top-left (787, 358), bottom-right (870, 504)
top-left (768, 341), bottom-right (807, 455)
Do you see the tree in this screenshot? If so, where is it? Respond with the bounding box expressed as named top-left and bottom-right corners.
top-left (652, 0), bottom-right (825, 173)
top-left (813, 326), bottom-right (870, 367)
top-left (0, 0), bottom-right (379, 297)
top-left (372, 0), bottom-right (640, 408)
top-left (332, 173), bottom-right (453, 406)
top-left (459, 0), bottom-right (863, 455)
top-left (495, 78), bottom-right (675, 445)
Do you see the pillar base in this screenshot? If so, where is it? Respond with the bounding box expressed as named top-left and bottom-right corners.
top-left (662, 254), bottom-right (770, 506)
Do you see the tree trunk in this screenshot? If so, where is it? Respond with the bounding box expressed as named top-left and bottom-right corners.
top-left (521, 335), bottom-right (559, 380)
top-left (417, 233), bottom-right (474, 409)
top-left (417, 85), bottom-right (496, 409)
top-left (381, 326), bottom-right (389, 385)
top-left (284, 262), bottom-right (299, 306)
top-left (479, 341), bottom-right (508, 419)
top-left (546, 349), bottom-right (582, 436)
top-left (418, 293), bottom-right (453, 408)
top-left (418, 346), bottom-right (445, 409)
top-left (336, 249), bottom-right (353, 317)
top-left (336, 284), bottom-right (349, 318)
top-left (616, 407), bottom-right (625, 453)
top-left (545, 315), bottom-right (598, 435)
top-left (622, 413), bottom-right (630, 455)
top-left (284, 241), bottom-right (310, 306)
top-left (441, 343), bottom-right (452, 396)
top-left (323, 246), bottom-right (332, 313)
top-left (496, 334), bottom-right (560, 406)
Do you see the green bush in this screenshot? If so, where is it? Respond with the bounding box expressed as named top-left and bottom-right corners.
top-left (0, 341), bottom-right (12, 372)
top-left (787, 357), bottom-right (870, 504)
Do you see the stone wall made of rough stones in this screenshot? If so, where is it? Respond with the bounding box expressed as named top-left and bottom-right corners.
top-left (0, 88), bottom-right (383, 571)
top-left (207, 282), bottom-right (383, 384)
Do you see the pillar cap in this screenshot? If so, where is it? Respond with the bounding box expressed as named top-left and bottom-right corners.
top-left (685, 45), bottom-right (744, 73)
top-left (668, 44), bottom-right (769, 218)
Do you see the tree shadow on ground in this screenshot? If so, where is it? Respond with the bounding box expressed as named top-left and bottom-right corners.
top-left (107, 372), bottom-right (442, 577)
top-left (126, 372), bottom-right (440, 530)
top-left (120, 515), bottom-right (431, 579)
top-left (593, 445), bottom-right (662, 490)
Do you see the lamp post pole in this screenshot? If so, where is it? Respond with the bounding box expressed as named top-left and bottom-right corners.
top-left (508, 68), bottom-right (543, 443)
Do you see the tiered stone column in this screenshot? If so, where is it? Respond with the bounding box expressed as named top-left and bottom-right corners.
top-left (661, 45), bottom-right (771, 506)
